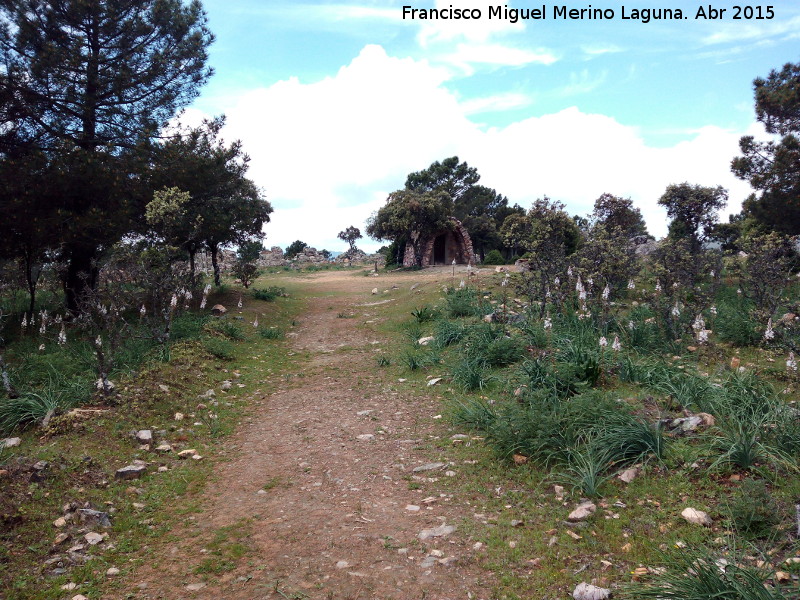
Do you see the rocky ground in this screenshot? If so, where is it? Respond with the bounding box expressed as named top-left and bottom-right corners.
top-left (123, 269), bottom-right (494, 600)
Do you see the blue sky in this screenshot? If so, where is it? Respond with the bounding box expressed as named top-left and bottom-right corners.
top-left (186, 1), bottom-right (800, 252)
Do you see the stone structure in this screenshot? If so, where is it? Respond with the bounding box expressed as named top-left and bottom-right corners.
top-left (402, 218), bottom-right (476, 267)
top-left (258, 246), bottom-right (287, 267)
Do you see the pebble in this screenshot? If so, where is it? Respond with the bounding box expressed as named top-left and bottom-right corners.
top-left (61, 583), bottom-right (77, 591)
top-left (84, 532), bottom-right (104, 545)
top-left (573, 582), bottom-right (611, 600)
top-left (2, 437), bottom-right (21, 448)
top-left (568, 502), bottom-right (596, 522)
top-left (115, 464), bottom-right (146, 480)
top-left (106, 567), bottom-right (120, 576)
top-left (356, 434), bottom-right (375, 441)
top-left (185, 583), bottom-right (206, 591)
top-left (335, 560), bottom-right (350, 569)
top-left (681, 507), bottom-right (713, 526)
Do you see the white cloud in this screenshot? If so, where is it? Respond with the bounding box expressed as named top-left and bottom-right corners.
top-left (701, 15), bottom-right (800, 45)
top-left (461, 92), bottom-right (533, 115)
top-left (213, 45), bottom-right (753, 252)
top-left (416, 0), bottom-right (525, 46)
top-left (440, 42), bottom-right (557, 75)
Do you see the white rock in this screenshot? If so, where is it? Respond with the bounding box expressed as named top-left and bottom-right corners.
top-left (177, 449), bottom-right (198, 459)
top-left (158, 384), bottom-right (170, 393)
top-left (135, 430), bottom-right (152, 444)
top-left (371, 288), bottom-right (378, 295)
top-left (174, 412), bottom-right (184, 421)
top-left (106, 567), bottom-right (120, 576)
top-left (573, 582), bottom-right (611, 600)
top-left (155, 443), bottom-right (173, 452)
top-left (220, 380), bottom-right (232, 391)
top-left (61, 583), bottom-right (78, 591)
top-left (417, 336), bottom-right (435, 346)
top-left (2, 437), bottom-right (21, 448)
top-left (335, 560), bottom-right (350, 569)
top-left (356, 434), bottom-right (375, 441)
top-left (618, 467), bottom-right (639, 483)
top-left (405, 505), bottom-right (421, 512)
top-left (418, 524), bottom-right (456, 540)
top-left (427, 378), bottom-right (443, 387)
top-left (84, 532), bottom-right (104, 545)
top-left (71, 595), bottom-right (89, 600)
top-left (412, 462), bottom-right (447, 473)
top-left (681, 507), bottom-right (712, 526)
top-left (568, 502), bottom-right (597, 522)
top-left (185, 583), bottom-right (206, 591)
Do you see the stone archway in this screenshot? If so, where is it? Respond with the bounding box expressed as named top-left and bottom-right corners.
top-left (402, 218), bottom-right (476, 267)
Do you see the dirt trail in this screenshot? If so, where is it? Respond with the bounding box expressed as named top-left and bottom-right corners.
top-left (130, 270), bottom-right (492, 600)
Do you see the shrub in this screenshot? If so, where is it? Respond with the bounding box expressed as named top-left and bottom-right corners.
top-left (450, 397), bottom-right (498, 432)
top-left (434, 319), bottom-right (468, 347)
top-left (445, 287), bottom-right (479, 318)
top-left (728, 479), bottom-right (781, 538)
top-left (451, 357), bottom-right (493, 391)
top-left (253, 286), bottom-right (286, 302)
top-left (411, 305), bottom-right (439, 323)
top-left (259, 327), bottom-right (284, 340)
top-left (482, 249), bottom-right (505, 265)
top-left (206, 319), bottom-right (245, 341)
top-left (203, 337), bottom-right (236, 361)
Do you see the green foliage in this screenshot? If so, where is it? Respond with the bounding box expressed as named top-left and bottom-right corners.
top-left (253, 287), bottom-right (286, 302)
top-left (451, 357), bottom-right (494, 391)
top-left (590, 193), bottom-right (649, 238)
top-left (206, 320), bottom-right (245, 341)
top-left (202, 337), bottom-right (236, 361)
top-left (337, 226), bottom-right (362, 251)
top-left (411, 305), bottom-right (439, 323)
top-left (284, 240), bottom-right (307, 259)
top-left (445, 287), bottom-right (479, 318)
top-left (0, 373), bottom-right (92, 435)
top-left (366, 189), bottom-right (454, 267)
top-left (728, 479), bottom-right (781, 538)
top-left (626, 545), bottom-right (795, 600)
top-left (482, 249), bottom-right (505, 265)
top-left (659, 182), bottom-right (728, 252)
top-left (434, 319), bottom-right (468, 347)
top-left (555, 446), bottom-right (614, 497)
top-left (258, 327), bottom-right (284, 340)
top-left (733, 61), bottom-right (800, 235)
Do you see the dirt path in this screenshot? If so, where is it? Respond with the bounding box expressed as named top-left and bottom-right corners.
top-left (130, 270), bottom-right (492, 600)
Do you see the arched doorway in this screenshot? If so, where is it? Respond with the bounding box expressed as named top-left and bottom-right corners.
top-left (433, 234), bottom-right (446, 265)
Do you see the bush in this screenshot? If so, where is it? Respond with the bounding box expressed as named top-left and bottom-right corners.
top-left (445, 287), bottom-right (479, 318)
top-left (202, 337), bottom-right (236, 361)
top-left (482, 249), bottom-right (505, 265)
top-left (253, 286), bottom-right (286, 302)
top-left (451, 357), bottom-right (493, 391)
top-left (259, 327), bottom-right (284, 340)
top-left (728, 479), bottom-right (781, 538)
top-left (206, 319), bottom-right (245, 341)
top-left (411, 305), bottom-right (438, 323)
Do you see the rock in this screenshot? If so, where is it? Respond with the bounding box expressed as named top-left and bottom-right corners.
top-left (61, 583), bottom-right (77, 591)
top-left (568, 502), bottom-right (597, 522)
top-left (510, 519), bottom-right (524, 527)
top-left (177, 449), bottom-right (198, 459)
top-left (135, 430), bottom-right (152, 444)
top-left (71, 595), bottom-right (89, 600)
top-left (371, 288), bottom-right (378, 295)
top-left (513, 454), bottom-right (528, 465)
top-left (420, 555), bottom-right (438, 568)
top-left (30, 460), bottom-right (50, 482)
top-left (483, 313), bottom-right (496, 323)
top-left (412, 462), bottom-right (447, 473)
top-left (405, 505), bottom-right (420, 512)
top-left (211, 304), bottom-right (227, 316)
top-left (185, 583), bottom-right (206, 591)
top-left (356, 434), bottom-right (375, 441)
top-left (84, 532), bottom-right (104, 545)
top-left (681, 507), bottom-right (712, 526)
top-left (697, 412), bottom-right (715, 427)
top-left (155, 443), bottom-right (173, 453)
top-left (158, 384), bottom-right (170, 393)
top-left (573, 582), bottom-right (611, 600)
top-left (427, 378), bottom-right (442, 387)
top-left (439, 556), bottom-right (458, 567)
top-left (220, 380), bottom-right (232, 391)
top-left (417, 336), bottom-right (434, 346)
top-left (157, 466), bottom-right (168, 473)
top-left (730, 356), bottom-right (741, 370)
top-left (356, 410), bottom-right (373, 416)
top-left (679, 416), bottom-right (703, 432)
top-left (418, 524), bottom-right (456, 540)
top-left (54, 517), bottom-right (68, 528)
top-left (2, 437), bottom-right (21, 448)
top-left (78, 509), bottom-right (112, 528)
top-left (106, 567), bottom-right (120, 576)
top-left (775, 571), bottom-right (791, 583)
top-left (335, 560), bottom-right (350, 569)
top-left (115, 465), bottom-right (146, 480)
top-left (429, 549), bottom-right (444, 558)
top-left (618, 467), bottom-right (639, 483)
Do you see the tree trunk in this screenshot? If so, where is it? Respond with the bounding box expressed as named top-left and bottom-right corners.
top-left (23, 253), bottom-right (38, 317)
top-left (64, 244), bottom-right (99, 314)
top-left (210, 244), bottom-right (221, 286)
